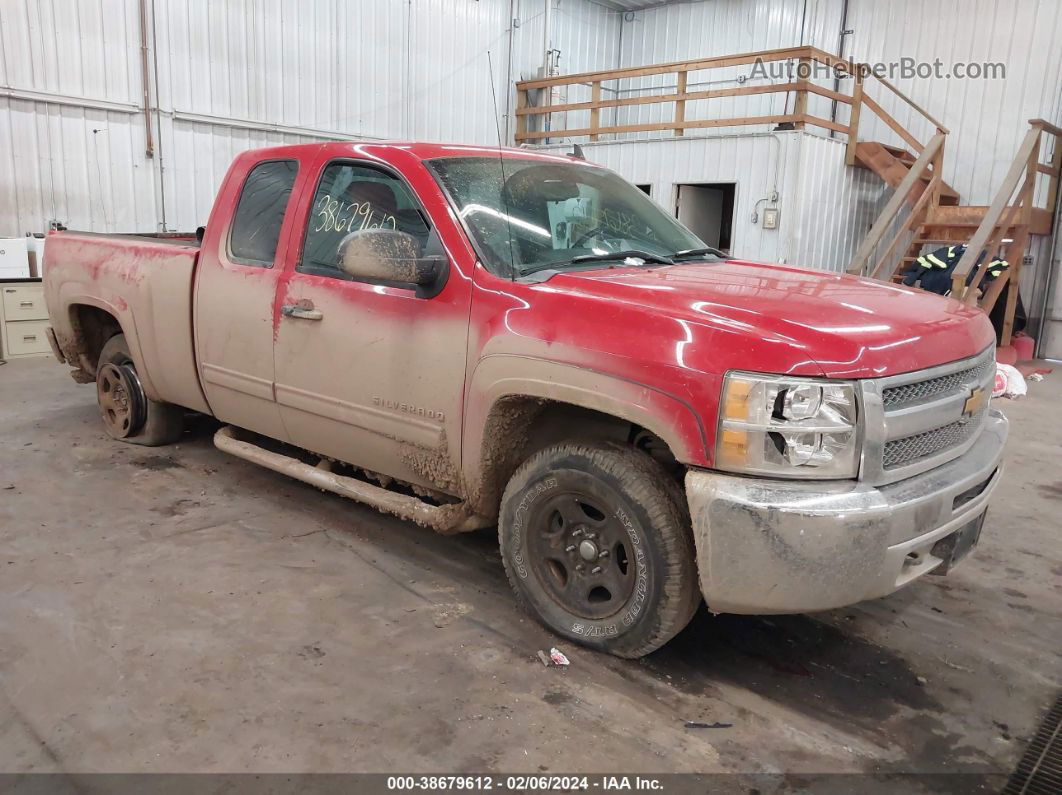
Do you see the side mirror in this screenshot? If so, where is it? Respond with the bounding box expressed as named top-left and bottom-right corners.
top-left (338, 228), bottom-right (446, 295)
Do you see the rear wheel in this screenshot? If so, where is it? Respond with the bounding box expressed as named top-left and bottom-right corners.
top-left (96, 334), bottom-right (183, 446)
top-left (499, 441), bottom-right (700, 658)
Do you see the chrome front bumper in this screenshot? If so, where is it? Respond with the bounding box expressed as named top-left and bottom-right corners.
top-left (685, 409), bottom-right (1008, 614)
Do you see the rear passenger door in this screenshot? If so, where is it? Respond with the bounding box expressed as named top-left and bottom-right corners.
top-left (271, 158), bottom-right (470, 493)
top-left (195, 158), bottom-right (300, 441)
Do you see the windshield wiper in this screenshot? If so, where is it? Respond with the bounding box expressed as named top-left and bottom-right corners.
top-left (569, 249), bottom-right (675, 266)
top-left (670, 246), bottom-right (727, 261)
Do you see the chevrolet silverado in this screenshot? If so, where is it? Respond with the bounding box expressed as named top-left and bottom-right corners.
top-left (42, 142), bottom-right (1007, 657)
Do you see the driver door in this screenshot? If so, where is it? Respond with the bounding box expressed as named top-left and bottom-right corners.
top-left (271, 158), bottom-right (470, 493)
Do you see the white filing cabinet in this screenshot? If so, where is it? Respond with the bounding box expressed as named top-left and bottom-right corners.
top-left (1, 280), bottom-right (52, 358)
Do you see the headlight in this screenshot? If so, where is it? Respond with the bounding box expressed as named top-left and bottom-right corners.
top-left (716, 372), bottom-right (860, 479)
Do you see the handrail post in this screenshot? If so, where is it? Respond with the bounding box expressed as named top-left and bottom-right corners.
top-left (847, 133), bottom-right (945, 276)
top-left (998, 134), bottom-right (1043, 344)
top-left (950, 124), bottom-right (1043, 298)
top-left (589, 81), bottom-right (602, 142)
top-left (845, 70), bottom-right (863, 166)
top-left (929, 131), bottom-right (946, 208)
top-left (515, 87), bottom-right (529, 143)
top-left (1045, 126), bottom-right (1062, 216)
top-left (674, 69), bottom-right (687, 136)
top-left (793, 56), bottom-right (810, 130)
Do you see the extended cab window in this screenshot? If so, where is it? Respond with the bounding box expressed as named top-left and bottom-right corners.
top-left (300, 162), bottom-right (434, 280)
top-left (229, 160), bottom-right (299, 266)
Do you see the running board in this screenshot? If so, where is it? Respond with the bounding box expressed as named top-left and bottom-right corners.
top-left (214, 426), bottom-right (490, 534)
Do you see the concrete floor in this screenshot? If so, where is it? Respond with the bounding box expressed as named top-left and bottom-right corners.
top-left (1, 356), bottom-right (1059, 779)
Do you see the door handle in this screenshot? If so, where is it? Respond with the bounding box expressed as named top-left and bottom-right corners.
top-left (280, 303), bottom-right (323, 321)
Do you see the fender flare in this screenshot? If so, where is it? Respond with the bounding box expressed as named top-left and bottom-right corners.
top-left (55, 286), bottom-right (163, 400)
top-left (462, 354), bottom-right (709, 511)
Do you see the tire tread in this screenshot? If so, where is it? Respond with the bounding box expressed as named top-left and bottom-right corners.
top-left (499, 440), bottom-right (699, 658)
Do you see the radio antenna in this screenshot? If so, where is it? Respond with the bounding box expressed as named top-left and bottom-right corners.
top-left (486, 50), bottom-right (518, 281)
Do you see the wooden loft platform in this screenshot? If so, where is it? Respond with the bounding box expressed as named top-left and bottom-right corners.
top-left (514, 45), bottom-right (858, 143)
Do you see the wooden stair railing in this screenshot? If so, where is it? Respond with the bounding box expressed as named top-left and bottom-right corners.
top-left (848, 134), bottom-right (946, 281)
top-left (848, 120), bottom-right (1061, 346)
top-left (513, 46), bottom-right (938, 145)
top-left (947, 120), bottom-right (1062, 344)
top-left (853, 142), bottom-right (960, 206)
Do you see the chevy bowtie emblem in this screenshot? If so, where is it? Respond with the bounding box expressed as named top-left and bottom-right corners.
top-left (962, 387), bottom-right (986, 417)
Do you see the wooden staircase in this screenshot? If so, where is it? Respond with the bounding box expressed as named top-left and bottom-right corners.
top-left (847, 113), bottom-right (1061, 345)
top-left (854, 141), bottom-right (960, 207)
top-left (852, 140), bottom-right (1055, 285)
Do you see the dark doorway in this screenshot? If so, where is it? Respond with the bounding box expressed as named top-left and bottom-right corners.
top-left (635, 184), bottom-right (652, 196)
top-left (675, 183), bottom-right (735, 251)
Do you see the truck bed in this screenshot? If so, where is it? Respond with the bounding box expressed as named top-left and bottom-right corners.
top-left (43, 230), bottom-right (211, 415)
top-left (58, 230), bottom-right (201, 246)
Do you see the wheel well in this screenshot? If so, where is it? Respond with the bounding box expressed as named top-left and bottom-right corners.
top-left (66, 305), bottom-right (122, 376)
top-left (474, 397), bottom-right (682, 517)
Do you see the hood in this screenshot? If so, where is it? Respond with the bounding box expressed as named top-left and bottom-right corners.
top-left (546, 259), bottom-right (995, 379)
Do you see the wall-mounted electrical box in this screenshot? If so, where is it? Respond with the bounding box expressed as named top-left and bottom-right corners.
top-left (762, 207), bottom-right (779, 230)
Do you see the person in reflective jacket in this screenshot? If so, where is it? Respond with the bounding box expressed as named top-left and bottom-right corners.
top-left (901, 244), bottom-right (1008, 296)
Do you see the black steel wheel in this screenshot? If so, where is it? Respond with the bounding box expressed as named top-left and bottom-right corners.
top-left (499, 441), bottom-right (700, 658)
top-left (525, 486), bottom-right (637, 620)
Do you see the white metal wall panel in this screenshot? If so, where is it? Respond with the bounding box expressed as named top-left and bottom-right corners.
top-left (609, 0), bottom-right (842, 139)
top-left (1040, 228), bottom-right (1062, 359)
top-left (513, 0), bottom-right (623, 138)
top-left (789, 133), bottom-right (887, 272)
top-left (0, 97), bottom-right (157, 235)
top-left (0, 0), bottom-right (142, 104)
top-left (0, 0), bottom-right (622, 234)
top-left (840, 0), bottom-right (1062, 205)
top-left (2, 0), bottom-right (1060, 261)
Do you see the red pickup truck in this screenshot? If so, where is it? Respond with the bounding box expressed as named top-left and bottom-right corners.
top-left (43, 142), bottom-right (1006, 657)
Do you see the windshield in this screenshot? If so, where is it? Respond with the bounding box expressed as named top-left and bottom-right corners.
top-left (426, 157), bottom-right (707, 277)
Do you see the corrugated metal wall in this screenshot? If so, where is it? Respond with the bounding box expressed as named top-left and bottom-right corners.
top-left (609, 0), bottom-right (842, 137)
top-left (1040, 224), bottom-right (1062, 359)
top-left (789, 133), bottom-right (886, 271)
top-left (840, 0), bottom-right (1062, 206)
top-left (0, 0), bottom-right (619, 235)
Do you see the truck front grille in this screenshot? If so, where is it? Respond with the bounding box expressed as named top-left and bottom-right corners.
top-left (881, 358), bottom-right (994, 409)
top-left (882, 408), bottom-right (988, 469)
top-left (863, 347), bottom-right (996, 484)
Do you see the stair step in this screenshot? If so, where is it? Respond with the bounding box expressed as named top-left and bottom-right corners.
top-left (927, 205), bottom-right (1052, 234)
top-left (854, 140), bottom-right (962, 207)
top-left (879, 143), bottom-right (911, 159)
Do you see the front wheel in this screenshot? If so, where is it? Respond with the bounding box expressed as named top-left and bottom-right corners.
top-left (499, 441), bottom-right (700, 658)
top-left (96, 334), bottom-right (184, 446)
